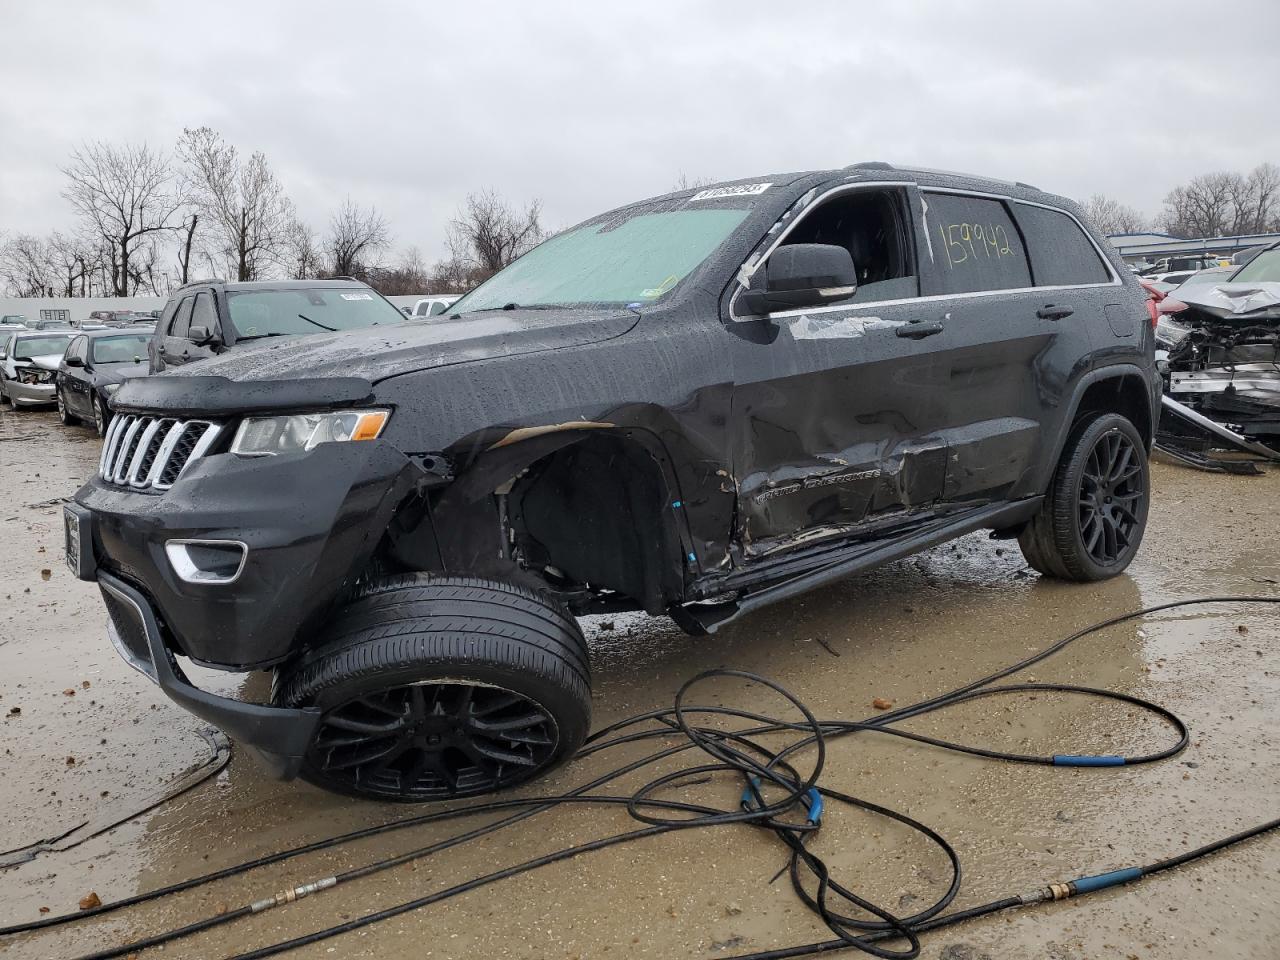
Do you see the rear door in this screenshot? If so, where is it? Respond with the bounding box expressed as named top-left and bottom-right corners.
top-left (918, 190), bottom-right (1103, 504)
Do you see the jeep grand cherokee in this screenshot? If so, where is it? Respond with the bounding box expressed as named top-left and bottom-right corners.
top-left (66, 163), bottom-right (1158, 801)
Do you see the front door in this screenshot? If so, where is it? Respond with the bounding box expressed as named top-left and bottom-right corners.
top-left (725, 182), bottom-right (957, 560)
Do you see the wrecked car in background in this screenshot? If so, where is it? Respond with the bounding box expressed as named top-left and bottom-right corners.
top-left (66, 164), bottom-right (1157, 801)
top-left (1155, 240), bottom-right (1280, 471)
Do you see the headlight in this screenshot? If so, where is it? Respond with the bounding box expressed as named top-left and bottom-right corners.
top-left (231, 409), bottom-right (390, 456)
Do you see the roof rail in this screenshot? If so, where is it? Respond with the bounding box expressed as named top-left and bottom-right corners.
top-left (845, 161), bottom-right (895, 171)
top-left (331, 275), bottom-right (364, 283)
top-left (177, 278), bottom-right (225, 289)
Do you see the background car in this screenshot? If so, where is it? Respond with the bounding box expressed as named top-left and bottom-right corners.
top-left (0, 330), bottom-right (75, 408)
top-left (148, 278), bottom-right (406, 372)
top-left (407, 295), bottom-right (460, 318)
top-left (56, 329), bottom-right (152, 435)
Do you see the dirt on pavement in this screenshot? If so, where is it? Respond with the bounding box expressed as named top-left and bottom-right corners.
top-left (1, 405), bottom-right (1277, 960)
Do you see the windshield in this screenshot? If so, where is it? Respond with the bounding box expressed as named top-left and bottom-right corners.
top-left (449, 202), bottom-right (754, 314)
top-left (1232, 249), bottom-right (1280, 283)
top-left (91, 335), bottom-right (151, 363)
top-left (14, 335), bottom-right (72, 360)
top-left (225, 288), bottom-right (404, 339)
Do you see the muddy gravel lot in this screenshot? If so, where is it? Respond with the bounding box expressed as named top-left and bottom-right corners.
top-left (1, 405), bottom-right (1277, 960)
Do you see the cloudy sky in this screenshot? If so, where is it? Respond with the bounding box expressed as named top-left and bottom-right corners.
top-left (2, 0), bottom-right (1278, 262)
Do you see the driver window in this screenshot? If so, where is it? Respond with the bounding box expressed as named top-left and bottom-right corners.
top-left (747, 187), bottom-right (919, 308)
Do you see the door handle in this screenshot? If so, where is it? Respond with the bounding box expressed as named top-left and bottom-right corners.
top-left (1036, 304), bottom-right (1074, 321)
top-left (896, 321), bottom-right (944, 339)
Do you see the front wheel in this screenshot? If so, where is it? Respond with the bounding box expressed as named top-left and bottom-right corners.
top-left (1018, 413), bottom-right (1150, 581)
top-left (92, 394), bottom-right (108, 437)
top-left (57, 388), bottom-right (77, 425)
top-left (274, 574), bottom-right (591, 802)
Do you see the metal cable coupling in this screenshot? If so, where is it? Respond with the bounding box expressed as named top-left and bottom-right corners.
top-left (1048, 882), bottom-right (1072, 901)
top-left (249, 877), bottom-right (338, 914)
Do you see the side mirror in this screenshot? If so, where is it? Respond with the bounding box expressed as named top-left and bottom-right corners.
top-left (738, 243), bottom-right (857, 316)
top-left (189, 325), bottom-right (218, 347)
top-left (65, 355), bottom-right (85, 368)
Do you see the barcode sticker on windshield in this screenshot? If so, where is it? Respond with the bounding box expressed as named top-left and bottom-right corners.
top-left (340, 293), bottom-right (373, 301)
top-left (688, 182), bottom-right (772, 203)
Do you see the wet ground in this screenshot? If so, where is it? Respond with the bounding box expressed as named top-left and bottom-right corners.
top-left (1, 405), bottom-right (1276, 960)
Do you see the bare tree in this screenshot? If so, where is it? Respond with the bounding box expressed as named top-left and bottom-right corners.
top-left (673, 172), bottom-right (715, 191)
top-left (285, 218), bottom-right (324, 278)
top-left (1160, 171), bottom-right (1239, 238)
top-left (61, 140), bottom-right (179, 295)
top-left (365, 246), bottom-right (432, 296)
top-left (325, 198), bottom-right (390, 278)
top-left (1080, 194), bottom-right (1148, 234)
top-left (446, 190), bottom-right (543, 282)
top-left (0, 234), bottom-right (55, 296)
top-left (177, 127), bottom-right (294, 281)
top-left (174, 212), bottom-right (200, 285)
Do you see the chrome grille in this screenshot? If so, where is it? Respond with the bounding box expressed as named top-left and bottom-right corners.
top-left (99, 415), bottom-right (223, 490)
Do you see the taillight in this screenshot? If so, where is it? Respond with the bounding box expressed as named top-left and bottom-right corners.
top-left (1145, 296), bottom-right (1159, 328)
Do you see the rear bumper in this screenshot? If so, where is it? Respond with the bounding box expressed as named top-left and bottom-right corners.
top-left (98, 570), bottom-right (319, 779)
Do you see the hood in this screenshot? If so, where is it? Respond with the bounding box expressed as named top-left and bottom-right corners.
top-left (25, 354), bottom-right (65, 372)
top-left (1176, 282), bottom-right (1280, 322)
top-left (94, 361), bottom-right (150, 384)
top-left (172, 308), bottom-right (639, 384)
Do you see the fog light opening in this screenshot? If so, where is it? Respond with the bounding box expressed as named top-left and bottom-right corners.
top-left (165, 539), bottom-right (248, 585)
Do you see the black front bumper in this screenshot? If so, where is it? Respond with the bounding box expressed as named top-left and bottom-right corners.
top-left (73, 439), bottom-right (419, 669)
top-left (97, 569), bottom-right (320, 779)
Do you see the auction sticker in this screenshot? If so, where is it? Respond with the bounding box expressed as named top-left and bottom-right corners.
top-left (688, 182), bottom-right (772, 202)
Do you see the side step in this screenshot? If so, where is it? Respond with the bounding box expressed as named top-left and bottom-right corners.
top-left (678, 498), bottom-right (1041, 634)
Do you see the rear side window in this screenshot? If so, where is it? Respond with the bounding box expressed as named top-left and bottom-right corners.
top-left (1013, 204), bottom-right (1112, 286)
top-left (169, 297), bottom-right (194, 338)
top-left (923, 193), bottom-right (1031, 294)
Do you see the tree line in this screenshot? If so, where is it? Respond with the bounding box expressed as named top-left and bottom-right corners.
top-left (0, 128), bottom-right (544, 299)
top-left (1081, 162), bottom-right (1280, 238)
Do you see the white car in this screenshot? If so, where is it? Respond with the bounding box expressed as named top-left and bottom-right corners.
top-left (0, 330), bottom-right (76, 408)
top-left (407, 295), bottom-right (459, 319)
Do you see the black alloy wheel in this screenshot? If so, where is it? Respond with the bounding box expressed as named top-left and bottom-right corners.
top-left (1018, 412), bottom-right (1150, 581)
top-left (1078, 429), bottom-right (1143, 565)
top-left (275, 574), bottom-right (592, 802)
top-left (312, 681), bottom-right (558, 800)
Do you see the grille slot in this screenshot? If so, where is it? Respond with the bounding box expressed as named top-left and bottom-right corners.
top-left (98, 414), bottom-right (222, 490)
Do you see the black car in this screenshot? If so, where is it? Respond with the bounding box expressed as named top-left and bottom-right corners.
top-left (56, 329), bottom-right (153, 435)
top-left (146, 278), bottom-right (406, 373)
top-left (66, 163), bottom-right (1158, 801)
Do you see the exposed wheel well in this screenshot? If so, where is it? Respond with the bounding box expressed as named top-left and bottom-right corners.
top-left (507, 433), bottom-right (685, 615)
top-left (379, 432), bottom-right (686, 616)
top-left (1073, 374), bottom-right (1153, 446)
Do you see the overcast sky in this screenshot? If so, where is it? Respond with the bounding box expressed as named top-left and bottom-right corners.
top-left (2, 1), bottom-right (1278, 262)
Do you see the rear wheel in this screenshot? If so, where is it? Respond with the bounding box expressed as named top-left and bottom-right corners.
top-left (274, 574), bottom-right (591, 802)
top-left (1019, 413), bottom-right (1149, 581)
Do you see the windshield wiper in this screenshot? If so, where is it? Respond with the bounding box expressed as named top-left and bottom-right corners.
top-left (297, 313), bottom-right (338, 332)
top-left (235, 331), bottom-right (290, 343)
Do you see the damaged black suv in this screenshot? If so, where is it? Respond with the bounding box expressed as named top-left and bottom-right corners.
top-left (66, 164), bottom-right (1158, 801)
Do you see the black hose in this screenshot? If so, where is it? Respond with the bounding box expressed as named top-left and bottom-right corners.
top-left (1, 595), bottom-right (1275, 960)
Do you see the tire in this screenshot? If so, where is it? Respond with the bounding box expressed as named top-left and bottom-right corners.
top-left (274, 574), bottom-right (591, 802)
top-left (92, 394), bottom-right (108, 437)
top-left (1018, 412), bottom-right (1150, 581)
top-left (57, 388), bottom-right (78, 426)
